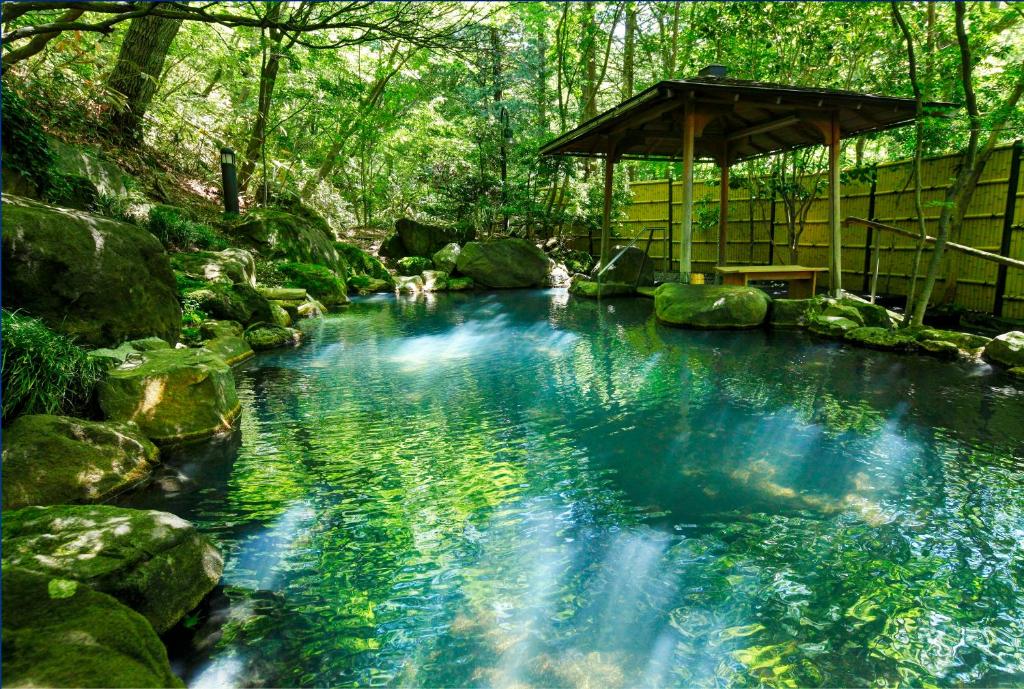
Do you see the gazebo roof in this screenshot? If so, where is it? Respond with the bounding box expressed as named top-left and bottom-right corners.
top-left (540, 75), bottom-right (954, 164)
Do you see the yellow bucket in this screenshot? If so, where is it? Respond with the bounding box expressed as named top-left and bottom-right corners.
top-left (689, 273), bottom-right (705, 285)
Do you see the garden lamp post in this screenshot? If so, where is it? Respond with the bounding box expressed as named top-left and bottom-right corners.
top-left (220, 146), bottom-right (239, 214)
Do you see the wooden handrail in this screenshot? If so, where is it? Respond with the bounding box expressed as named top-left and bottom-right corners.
top-left (845, 216), bottom-right (1024, 270)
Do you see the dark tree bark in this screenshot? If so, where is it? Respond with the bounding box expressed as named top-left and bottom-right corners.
top-left (106, 14), bottom-right (182, 145)
top-left (2, 8), bottom-right (83, 67)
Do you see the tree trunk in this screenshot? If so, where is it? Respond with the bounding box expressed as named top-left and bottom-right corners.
top-left (238, 44), bottom-right (282, 193)
top-left (106, 14), bottom-right (183, 145)
top-left (2, 8), bottom-right (84, 67)
top-left (623, 3), bottom-right (636, 100)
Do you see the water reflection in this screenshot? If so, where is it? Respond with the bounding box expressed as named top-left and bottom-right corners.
top-left (132, 290), bottom-right (1024, 688)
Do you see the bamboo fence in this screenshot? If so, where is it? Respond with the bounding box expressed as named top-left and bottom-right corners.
top-left (566, 142), bottom-right (1024, 318)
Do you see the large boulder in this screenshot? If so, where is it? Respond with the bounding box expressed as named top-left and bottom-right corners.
top-left (395, 218), bottom-right (472, 257)
top-left (2, 505), bottom-right (223, 634)
top-left (97, 348), bottom-right (241, 445)
top-left (598, 245), bottom-right (654, 286)
top-left (2, 566), bottom-right (184, 688)
top-left (654, 283), bottom-right (770, 329)
top-left (770, 298), bottom-right (821, 328)
top-left (335, 241), bottom-right (391, 281)
top-left (432, 242), bottom-right (461, 273)
top-left (184, 282), bottom-right (274, 325)
top-left (50, 138), bottom-right (133, 198)
top-left (396, 256), bottom-right (432, 275)
top-left (2, 415), bottom-right (159, 510)
top-left (844, 327), bottom-right (919, 352)
top-left (983, 331), bottom-right (1024, 369)
top-left (202, 336), bottom-right (254, 367)
top-left (243, 322), bottom-right (302, 351)
top-left (2, 195), bottom-right (181, 347)
top-left (170, 248), bottom-right (256, 287)
top-left (455, 239), bottom-right (551, 288)
top-left (277, 262), bottom-right (348, 306)
top-left (229, 208), bottom-right (346, 274)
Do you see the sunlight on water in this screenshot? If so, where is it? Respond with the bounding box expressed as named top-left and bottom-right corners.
top-left (126, 290), bottom-right (1024, 688)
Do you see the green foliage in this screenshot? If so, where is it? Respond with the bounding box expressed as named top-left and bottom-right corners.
top-left (180, 296), bottom-right (207, 346)
top-left (1, 310), bottom-right (102, 423)
top-left (93, 193), bottom-right (136, 224)
top-left (146, 206), bottom-right (227, 252)
top-left (254, 258), bottom-right (287, 288)
top-left (1, 87), bottom-right (55, 194)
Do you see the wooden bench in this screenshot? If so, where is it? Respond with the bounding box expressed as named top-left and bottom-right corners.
top-left (714, 265), bottom-right (827, 298)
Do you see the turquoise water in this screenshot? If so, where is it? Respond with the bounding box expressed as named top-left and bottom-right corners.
top-left (131, 290), bottom-right (1024, 688)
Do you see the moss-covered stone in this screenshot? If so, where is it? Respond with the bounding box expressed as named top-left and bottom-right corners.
top-left (396, 275), bottom-right (423, 293)
top-left (821, 302), bottom-right (865, 326)
top-left (844, 326), bottom-right (919, 351)
top-left (88, 342), bottom-right (141, 369)
top-left (349, 275), bottom-right (393, 294)
top-left (258, 286), bottom-right (307, 300)
top-left (170, 248), bottom-right (256, 287)
top-left (335, 241), bottom-right (391, 281)
top-left (907, 327), bottom-right (990, 351)
top-left (655, 283), bottom-right (770, 329)
top-left (49, 138), bottom-right (133, 198)
top-left (455, 239), bottom-right (550, 288)
top-left (296, 297), bottom-right (327, 318)
top-left (2, 566), bottom-right (184, 688)
top-left (395, 218), bottom-right (472, 257)
top-left (432, 243), bottom-right (461, 274)
top-left (128, 336), bottom-right (172, 351)
top-left (378, 233), bottom-right (406, 259)
top-left (770, 298), bottom-right (823, 328)
top-left (97, 348), bottom-right (241, 445)
top-left (229, 208), bottom-right (346, 274)
top-left (2, 195), bottom-right (181, 347)
top-left (277, 262), bottom-right (348, 305)
top-left (569, 277), bottom-right (635, 299)
top-left (2, 415), bottom-right (159, 510)
top-left (185, 282), bottom-right (273, 326)
top-left (598, 245), bottom-right (654, 286)
top-left (244, 323), bottom-right (302, 351)
top-left (837, 297), bottom-right (893, 328)
top-left (446, 276), bottom-right (475, 291)
top-left (918, 338), bottom-right (961, 360)
top-left (983, 331), bottom-right (1024, 368)
top-left (396, 256), bottom-right (432, 276)
top-left (202, 335), bottom-right (254, 367)
top-left (3, 505), bottom-right (223, 634)
top-left (199, 319), bottom-right (243, 339)
top-left (422, 270), bottom-right (448, 292)
top-left (808, 314), bottom-right (861, 337)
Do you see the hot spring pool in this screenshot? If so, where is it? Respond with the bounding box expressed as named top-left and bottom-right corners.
top-left (128, 289), bottom-right (1024, 688)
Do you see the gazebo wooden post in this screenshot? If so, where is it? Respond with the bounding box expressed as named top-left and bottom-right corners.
top-left (600, 139), bottom-right (616, 271)
top-left (828, 112), bottom-right (843, 296)
top-left (717, 144), bottom-right (730, 272)
top-left (680, 104), bottom-right (695, 283)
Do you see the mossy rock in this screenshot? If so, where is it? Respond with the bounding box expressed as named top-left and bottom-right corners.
top-left (199, 319), bottom-right (243, 339)
top-left (48, 173), bottom-right (99, 211)
top-left (918, 338), bottom-right (961, 360)
top-left (88, 342), bottom-right (142, 370)
top-left (455, 239), bottom-right (550, 288)
top-left (335, 241), bottom-right (391, 281)
top-left (202, 335), bottom-right (254, 367)
top-left (837, 297), bottom-right (893, 328)
top-left (185, 282), bottom-right (273, 326)
top-left (906, 326), bottom-right (990, 351)
top-left (349, 275), bottom-right (393, 295)
top-left (49, 138), bottom-right (133, 198)
top-left (2, 566), bottom-right (184, 688)
top-left (844, 326), bottom-right (919, 352)
top-left (599, 245), bottom-right (654, 286)
top-left (170, 248), bottom-right (256, 287)
top-left (296, 297), bottom-right (327, 318)
top-left (655, 283), bottom-right (770, 329)
top-left (378, 233), bottom-right (406, 259)
top-left (2, 195), bottom-right (181, 347)
top-left (2, 415), bottom-right (159, 510)
top-left (244, 322), bottom-right (302, 351)
top-left (2, 505), bottom-right (223, 634)
top-left (277, 262), bottom-right (348, 305)
top-left (422, 270), bottom-right (448, 292)
top-left (821, 302), bottom-right (865, 326)
top-left (396, 256), bottom-right (432, 276)
top-left (269, 302), bottom-right (292, 326)
top-left (128, 336), bottom-right (172, 351)
top-left (396, 275), bottom-right (423, 293)
top-left (432, 242), bottom-right (461, 274)
top-left (97, 347), bottom-right (241, 445)
top-left (983, 331), bottom-right (1024, 368)
top-left (770, 298), bottom-right (823, 328)
top-left (569, 277), bottom-right (635, 299)
top-left (808, 314), bottom-right (860, 337)
top-left (395, 218), bottom-right (472, 257)
top-left (229, 208), bottom-right (346, 275)
top-left (258, 286), bottom-right (307, 300)
top-left (446, 276), bottom-right (475, 291)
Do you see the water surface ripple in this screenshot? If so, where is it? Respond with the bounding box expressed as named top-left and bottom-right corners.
top-left (129, 290), bottom-right (1024, 688)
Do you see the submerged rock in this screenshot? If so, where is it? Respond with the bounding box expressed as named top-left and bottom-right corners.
top-left (844, 326), bottom-right (918, 351)
top-left (171, 248), bottom-right (256, 287)
top-left (598, 245), bottom-right (654, 286)
top-left (243, 322), bottom-right (302, 351)
top-left (569, 276), bottom-right (635, 299)
top-left (432, 242), bottom-right (461, 273)
top-left (2, 195), bottom-right (181, 347)
top-left (98, 348), bottom-right (241, 445)
top-left (396, 255), bottom-right (432, 276)
top-left (3, 505), bottom-right (223, 634)
top-left (455, 238), bottom-right (550, 288)
top-left (2, 566), bottom-right (184, 688)
top-left (770, 298), bottom-right (821, 328)
top-left (1, 415), bottom-right (159, 510)
top-left (983, 331), bottom-right (1024, 369)
top-left (202, 336), bottom-right (254, 367)
top-left (655, 283), bottom-right (770, 329)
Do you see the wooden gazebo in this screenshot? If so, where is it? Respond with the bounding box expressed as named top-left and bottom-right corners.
top-left (540, 66), bottom-right (951, 296)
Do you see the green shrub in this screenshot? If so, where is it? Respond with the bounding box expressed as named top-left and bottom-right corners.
top-left (1, 89), bottom-right (54, 194)
top-left (277, 262), bottom-right (347, 304)
top-left (147, 205), bottom-right (228, 252)
top-left (180, 296), bottom-right (208, 346)
top-left (1, 310), bottom-right (102, 424)
top-left (94, 193), bottom-right (137, 223)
